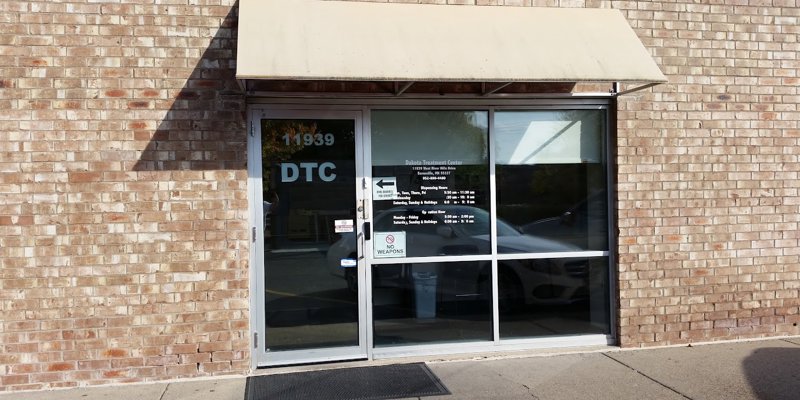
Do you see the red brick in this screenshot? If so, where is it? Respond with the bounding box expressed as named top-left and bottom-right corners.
top-left (102, 349), bottom-right (128, 358)
top-left (46, 362), bottom-right (74, 372)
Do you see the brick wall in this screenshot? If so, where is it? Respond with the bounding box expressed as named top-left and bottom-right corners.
top-left (613, 0), bottom-right (800, 346)
top-left (1, 0), bottom-right (799, 392)
top-left (0, 0), bottom-right (249, 391)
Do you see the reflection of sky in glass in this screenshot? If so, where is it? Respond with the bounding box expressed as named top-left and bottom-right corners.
top-left (371, 110), bottom-right (488, 166)
top-left (469, 111), bottom-right (489, 130)
top-left (495, 111), bottom-right (603, 165)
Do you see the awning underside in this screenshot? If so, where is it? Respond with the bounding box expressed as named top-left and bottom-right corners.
top-left (236, 0), bottom-right (666, 89)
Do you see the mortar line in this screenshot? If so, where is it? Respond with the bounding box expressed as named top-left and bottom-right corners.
top-left (602, 353), bottom-right (693, 400)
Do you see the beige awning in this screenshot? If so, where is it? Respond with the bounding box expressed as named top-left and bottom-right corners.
top-left (236, 0), bottom-right (666, 85)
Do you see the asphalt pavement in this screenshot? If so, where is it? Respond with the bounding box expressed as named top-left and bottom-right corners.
top-left (3, 337), bottom-right (799, 400)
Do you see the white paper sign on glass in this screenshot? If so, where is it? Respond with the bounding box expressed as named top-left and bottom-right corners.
top-left (372, 177), bottom-right (398, 201)
top-left (340, 258), bottom-right (357, 268)
top-left (373, 231), bottom-right (406, 258)
top-left (334, 219), bottom-right (354, 233)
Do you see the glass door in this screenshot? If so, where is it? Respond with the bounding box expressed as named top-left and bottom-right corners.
top-left (251, 110), bottom-right (367, 365)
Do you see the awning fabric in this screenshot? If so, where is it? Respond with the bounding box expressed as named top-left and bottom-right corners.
top-left (236, 0), bottom-right (667, 84)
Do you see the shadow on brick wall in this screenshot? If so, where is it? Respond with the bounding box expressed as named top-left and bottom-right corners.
top-left (132, 3), bottom-right (245, 172)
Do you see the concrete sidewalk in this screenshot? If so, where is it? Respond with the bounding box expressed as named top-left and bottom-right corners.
top-left (3, 337), bottom-right (799, 400)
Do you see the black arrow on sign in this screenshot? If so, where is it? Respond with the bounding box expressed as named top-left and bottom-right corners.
top-left (376, 179), bottom-right (395, 189)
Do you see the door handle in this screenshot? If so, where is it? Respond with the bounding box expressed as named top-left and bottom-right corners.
top-left (364, 222), bottom-right (371, 241)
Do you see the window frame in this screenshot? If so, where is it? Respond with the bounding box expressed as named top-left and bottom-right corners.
top-left (248, 98), bottom-right (618, 363)
top-left (364, 104), bottom-right (615, 347)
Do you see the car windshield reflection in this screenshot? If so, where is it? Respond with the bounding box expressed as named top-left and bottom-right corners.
top-left (520, 190), bottom-right (608, 251)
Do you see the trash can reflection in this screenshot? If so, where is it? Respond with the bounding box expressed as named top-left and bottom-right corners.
top-left (412, 271), bottom-right (438, 319)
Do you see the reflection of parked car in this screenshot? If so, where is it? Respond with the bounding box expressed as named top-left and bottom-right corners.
top-left (521, 191), bottom-right (608, 250)
top-left (325, 206), bottom-right (592, 312)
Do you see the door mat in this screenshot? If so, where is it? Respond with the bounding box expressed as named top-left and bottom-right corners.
top-left (245, 362), bottom-right (450, 400)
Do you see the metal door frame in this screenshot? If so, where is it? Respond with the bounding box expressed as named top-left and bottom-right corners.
top-left (247, 107), bottom-right (369, 367)
top-left (248, 99), bottom-right (617, 370)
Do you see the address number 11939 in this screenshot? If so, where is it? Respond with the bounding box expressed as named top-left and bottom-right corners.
top-left (283, 133), bottom-right (335, 146)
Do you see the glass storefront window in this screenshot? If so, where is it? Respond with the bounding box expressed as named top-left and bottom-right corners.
top-left (494, 110), bottom-right (608, 253)
top-left (498, 257), bottom-right (610, 338)
top-left (372, 261), bottom-right (493, 346)
top-left (253, 105), bottom-right (614, 365)
top-left (367, 108), bottom-right (611, 343)
top-left (371, 110), bottom-right (490, 258)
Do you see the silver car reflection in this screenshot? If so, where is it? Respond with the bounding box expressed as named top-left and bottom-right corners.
top-left (326, 206), bottom-right (591, 312)
top-left (521, 190), bottom-right (608, 250)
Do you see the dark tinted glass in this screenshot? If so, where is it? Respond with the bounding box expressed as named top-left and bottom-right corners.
top-left (372, 261), bottom-right (492, 346)
top-left (495, 110), bottom-right (608, 253)
top-left (498, 257), bottom-right (610, 338)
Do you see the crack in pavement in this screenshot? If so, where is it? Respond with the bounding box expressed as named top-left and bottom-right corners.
top-left (780, 338), bottom-right (800, 346)
top-left (158, 383), bottom-right (169, 400)
top-left (495, 371), bottom-right (540, 400)
top-left (602, 353), bottom-right (693, 400)
top-left (520, 382), bottom-right (541, 400)
top-left (493, 370), bottom-right (540, 400)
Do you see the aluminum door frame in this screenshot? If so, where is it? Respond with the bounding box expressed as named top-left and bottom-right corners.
top-left (247, 99), bottom-right (617, 367)
top-left (248, 107), bottom-right (369, 367)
